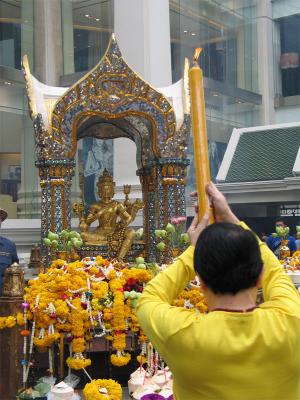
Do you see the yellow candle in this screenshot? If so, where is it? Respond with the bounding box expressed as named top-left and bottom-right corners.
top-left (189, 49), bottom-right (214, 223)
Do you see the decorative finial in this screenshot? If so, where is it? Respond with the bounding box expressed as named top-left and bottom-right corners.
top-left (97, 169), bottom-right (115, 187)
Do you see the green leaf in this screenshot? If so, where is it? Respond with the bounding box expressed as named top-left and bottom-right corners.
top-left (74, 240), bottom-right (83, 248)
top-left (43, 238), bottom-right (51, 247)
top-left (154, 229), bottom-right (162, 238)
top-left (166, 223), bottom-right (175, 234)
top-left (180, 233), bottom-right (190, 244)
top-left (51, 240), bottom-right (59, 249)
top-left (60, 230), bottom-right (69, 239)
top-left (69, 231), bottom-right (80, 238)
top-left (156, 242), bottom-right (166, 251)
top-left (131, 298), bottom-right (138, 308)
top-left (48, 232), bottom-right (59, 241)
top-left (34, 382), bottom-right (51, 396)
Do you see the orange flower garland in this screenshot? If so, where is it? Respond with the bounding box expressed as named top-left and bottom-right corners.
top-left (174, 288), bottom-right (208, 313)
top-left (109, 275), bottom-right (130, 366)
top-left (1, 252), bottom-right (208, 380)
top-left (0, 315), bottom-right (17, 329)
top-left (83, 378), bottom-right (122, 400)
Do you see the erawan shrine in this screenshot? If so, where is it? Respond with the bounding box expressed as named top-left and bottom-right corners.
top-left (0, 34), bottom-right (197, 400)
top-left (1, 29), bottom-right (300, 400)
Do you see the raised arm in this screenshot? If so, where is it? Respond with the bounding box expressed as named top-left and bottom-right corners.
top-left (86, 205), bottom-right (100, 225)
top-left (255, 232), bottom-right (300, 314)
top-left (136, 210), bottom-right (209, 350)
top-left (202, 183), bottom-right (300, 314)
top-left (117, 203), bottom-right (132, 226)
top-left (136, 246), bottom-right (197, 350)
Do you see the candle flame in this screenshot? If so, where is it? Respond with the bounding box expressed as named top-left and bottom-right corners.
top-left (193, 48), bottom-right (202, 62)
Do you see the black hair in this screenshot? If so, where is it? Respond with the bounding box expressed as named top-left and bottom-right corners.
top-left (194, 223), bottom-right (263, 295)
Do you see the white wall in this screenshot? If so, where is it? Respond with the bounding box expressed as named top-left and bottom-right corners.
top-left (275, 106), bottom-right (300, 124)
top-left (273, 0), bottom-right (300, 19)
top-left (114, 0), bottom-right (172, 88)
top-left (113, 137), bottom-right (140, 197)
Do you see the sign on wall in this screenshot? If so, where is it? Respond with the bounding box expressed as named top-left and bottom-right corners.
top-left (280, 204), bottom-right (300, 217)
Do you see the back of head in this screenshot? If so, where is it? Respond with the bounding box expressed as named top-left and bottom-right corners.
top-left (194, 223), bottom-right (263, 295)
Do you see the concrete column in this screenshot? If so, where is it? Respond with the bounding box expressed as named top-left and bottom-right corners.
top-left (273, 20), bottom-right (282, 97)
top-left (34, 0), bottom-right (63, 85)
top-left (21, 0), bottom-right (34, 68)
top-left (114, 0), bottom-right (172, 194)
top-left (114, 0), bottom-right (172, 88)
top-left (17, 111), bottom-right (41, 218)
top-left (257, 0), bottom-right (275, 124)
top-left (61, 0), bottom-right (75, 75)
top-left (236, 28), bottom-right (245, 90)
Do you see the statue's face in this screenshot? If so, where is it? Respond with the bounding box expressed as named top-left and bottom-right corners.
top-left (99, 183), bottom-right (115, 200)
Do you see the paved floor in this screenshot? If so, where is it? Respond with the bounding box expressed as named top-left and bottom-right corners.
top-left (122, 388), bottom-right (131, 399)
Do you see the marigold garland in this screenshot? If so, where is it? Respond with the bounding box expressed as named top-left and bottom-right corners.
top-left (72, 337), bottom-right (85, 353)
top-left (0, 252), bottom-right (208, 379)
top-left (83, 379), bottom-right (122, 400)
top-left (173, 288), bottom-right (208, 313)
top-left (34, 333), bottom-right (60, 348)
top-left (0, 315), bottom-right (16, 329)
top-left (110, 352), bottom-right (131, 367)
top-left (66, 356), bottom-right (91, 370)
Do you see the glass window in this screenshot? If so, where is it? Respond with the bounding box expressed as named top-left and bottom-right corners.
top-left (278, 14), bottom-right (300, 97)
top-left (0, 0), bottom-right (34, 70)
top-left (170, 0), bottom-right (261, 190)
top-left (62, 0), bottom-right (114, 74)
top-left (0, 80), bottom-right (38, 219)
top-left (170, 0), bottom-right (258, 92)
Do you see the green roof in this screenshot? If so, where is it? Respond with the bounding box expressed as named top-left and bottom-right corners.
top-left (226, 126), bottom-right (300, 182)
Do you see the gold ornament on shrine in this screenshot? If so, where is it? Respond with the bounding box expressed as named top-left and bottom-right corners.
top-left (2, 263), bottom-right (24, 298)
top-left (73, 169), bottom-right (143, 260)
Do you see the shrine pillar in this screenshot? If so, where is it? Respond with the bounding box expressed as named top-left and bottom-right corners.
top-left (138, 158), bottom-right (189, 261)
top-left (36, 159), bottom-right (75, 239)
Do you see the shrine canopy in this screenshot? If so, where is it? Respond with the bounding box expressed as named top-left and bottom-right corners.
top-left (23, 33), bottom-right (190, 169)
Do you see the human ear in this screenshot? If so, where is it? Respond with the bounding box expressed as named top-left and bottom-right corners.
top-left (255, 270), bottom-right (264, 289)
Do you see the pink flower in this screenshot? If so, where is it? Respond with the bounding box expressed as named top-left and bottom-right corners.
top-left (177, 216), bottom-right (187, 223)
top-left (171, 217), bottom-right (179, 225)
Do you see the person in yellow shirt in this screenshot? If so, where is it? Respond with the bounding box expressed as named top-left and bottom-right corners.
top-left (136, 183), bottom-right (300, 400)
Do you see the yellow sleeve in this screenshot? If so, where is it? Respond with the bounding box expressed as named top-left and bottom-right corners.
top-left (136, 246), bottom-right (197, 349)
top-left (240, 222), bottom-right (300, 315)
